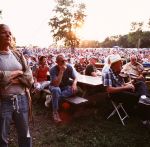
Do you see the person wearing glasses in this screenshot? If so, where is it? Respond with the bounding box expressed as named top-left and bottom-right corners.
top-left (49, 54), bottom-right (78, 123)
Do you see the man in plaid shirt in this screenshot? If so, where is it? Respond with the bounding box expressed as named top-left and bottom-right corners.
top-left (102, 54), bottom-right (150, 126)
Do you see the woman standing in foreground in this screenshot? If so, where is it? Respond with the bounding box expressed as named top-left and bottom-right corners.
top-left (0, 24), bottom-right (34, 147)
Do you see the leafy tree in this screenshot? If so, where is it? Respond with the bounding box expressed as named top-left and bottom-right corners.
top-left (79, 40), bottom-right (100, 48)
top-left (49, 0), bottom-right (86, 53)
top-left (128, 22), bottom-right (143, 48)
top-left (100, 37), bottom-right (118, 48)
top-left (140, 31), bottom-right (150, 48)
top-left (148, 18), bottom-right (150, 29)
top-left (117, 35), bottom-right (128, 48)
top-left (0, 10), bottom-right (2, 21)
top-left (100, 19), bottom-right (150, 48)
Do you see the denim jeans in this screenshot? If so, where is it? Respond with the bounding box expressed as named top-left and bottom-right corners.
top-left (0, 94), bottom-right (32, 147)
top-left (50, 86), bottom-right (74, 111)
top-left (110, 81), bottom-right (150, 120)
top-left (110, 81), bottom-right (149, 103)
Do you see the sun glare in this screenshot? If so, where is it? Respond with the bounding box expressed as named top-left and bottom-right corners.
top-left (0, 0), bottom-right (150, 47)
top-left (76, 23), bottom-right (107, 42)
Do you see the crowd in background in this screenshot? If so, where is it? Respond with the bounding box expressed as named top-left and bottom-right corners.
top-left (18, 47), bottom-right (150, 73)
top-left (1, 23), bottom-right (150, 146)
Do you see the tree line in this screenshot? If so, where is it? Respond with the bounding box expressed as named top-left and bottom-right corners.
top-left (49, 0), bottom-right (150, 49)
top-left (99, 20), bottom-right (150, 48)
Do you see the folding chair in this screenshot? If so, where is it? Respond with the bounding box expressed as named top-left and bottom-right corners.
top-left (107, 98), bottom-right (129, 126)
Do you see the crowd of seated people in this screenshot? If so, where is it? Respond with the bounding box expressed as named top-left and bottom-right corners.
top-left (102, 54), bottom-right (150, 127)
top-left (18, 47), bottom-right (150, 125)
top-left (20, 47), bottom-right (150, 74)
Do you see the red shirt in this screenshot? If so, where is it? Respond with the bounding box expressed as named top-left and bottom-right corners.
top-left (36, 65), bottom-right (49, 82)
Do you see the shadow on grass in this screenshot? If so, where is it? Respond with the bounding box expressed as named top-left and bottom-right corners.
top-left (9, 91), bottom-right (150, 147)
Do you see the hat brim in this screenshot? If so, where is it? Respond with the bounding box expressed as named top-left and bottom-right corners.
top-left (110, 59), bottom-right (122, 65)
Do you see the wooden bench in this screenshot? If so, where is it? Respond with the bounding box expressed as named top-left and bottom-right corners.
top-left (64, 96), bottom-right (88, 105)
top-left (42, 90), bottom-right (88, 105)
top-left (61, 96), bottom-right (89, 118)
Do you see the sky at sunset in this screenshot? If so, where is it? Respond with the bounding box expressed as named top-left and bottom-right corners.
top-left (0, 0), bottom-right (150, 47)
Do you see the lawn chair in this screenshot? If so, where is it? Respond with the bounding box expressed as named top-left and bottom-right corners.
top-left (107, 95), bottom-right (129, 126)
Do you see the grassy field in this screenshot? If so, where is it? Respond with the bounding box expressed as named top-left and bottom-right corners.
top-left (9, 91), bottom-right (150, 147)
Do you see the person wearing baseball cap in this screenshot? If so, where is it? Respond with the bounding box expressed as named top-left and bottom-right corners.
top-left (85, 56), bottom-right (99, 77)
top-left (74, 56), bottom-right (86, 74)
top-left (102, 54), bottom-right (150, 126)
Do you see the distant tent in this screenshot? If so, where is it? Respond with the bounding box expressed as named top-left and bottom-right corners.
top-left (113, 46), bottom-right (120, 48)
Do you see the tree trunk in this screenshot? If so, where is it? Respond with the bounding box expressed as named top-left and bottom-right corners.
top-left (137, 38), bottom-right (141, 49)
top-left (71, 47), bottom-right (75, 54)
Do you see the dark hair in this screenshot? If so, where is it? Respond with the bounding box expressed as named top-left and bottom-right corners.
top-left (0, 24), bottom-right (8, 31)
top-left (39, 56), bottom-right (46, 63)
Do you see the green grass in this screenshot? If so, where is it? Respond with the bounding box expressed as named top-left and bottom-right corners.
top-left (31, 108), bottom-right (150, 147)
top-left (9, 85), bottom-right (150, 147)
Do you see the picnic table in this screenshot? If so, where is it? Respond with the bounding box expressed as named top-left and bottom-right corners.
top-left (77, 74), bottom-right (102, 86)
top-left (95, 63), bottom-right (104, 70)
top-left (66, 73), bottom-right (103, 105)
top-left (76, 73), bottom-right (103, 97)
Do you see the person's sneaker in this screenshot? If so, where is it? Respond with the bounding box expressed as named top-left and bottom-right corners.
top-left (45, 95), bottom-right (52, 107)
top-left (141, 120), bottom-right (150, 128)
top-left (139, 96), bottom-right (150, 105)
